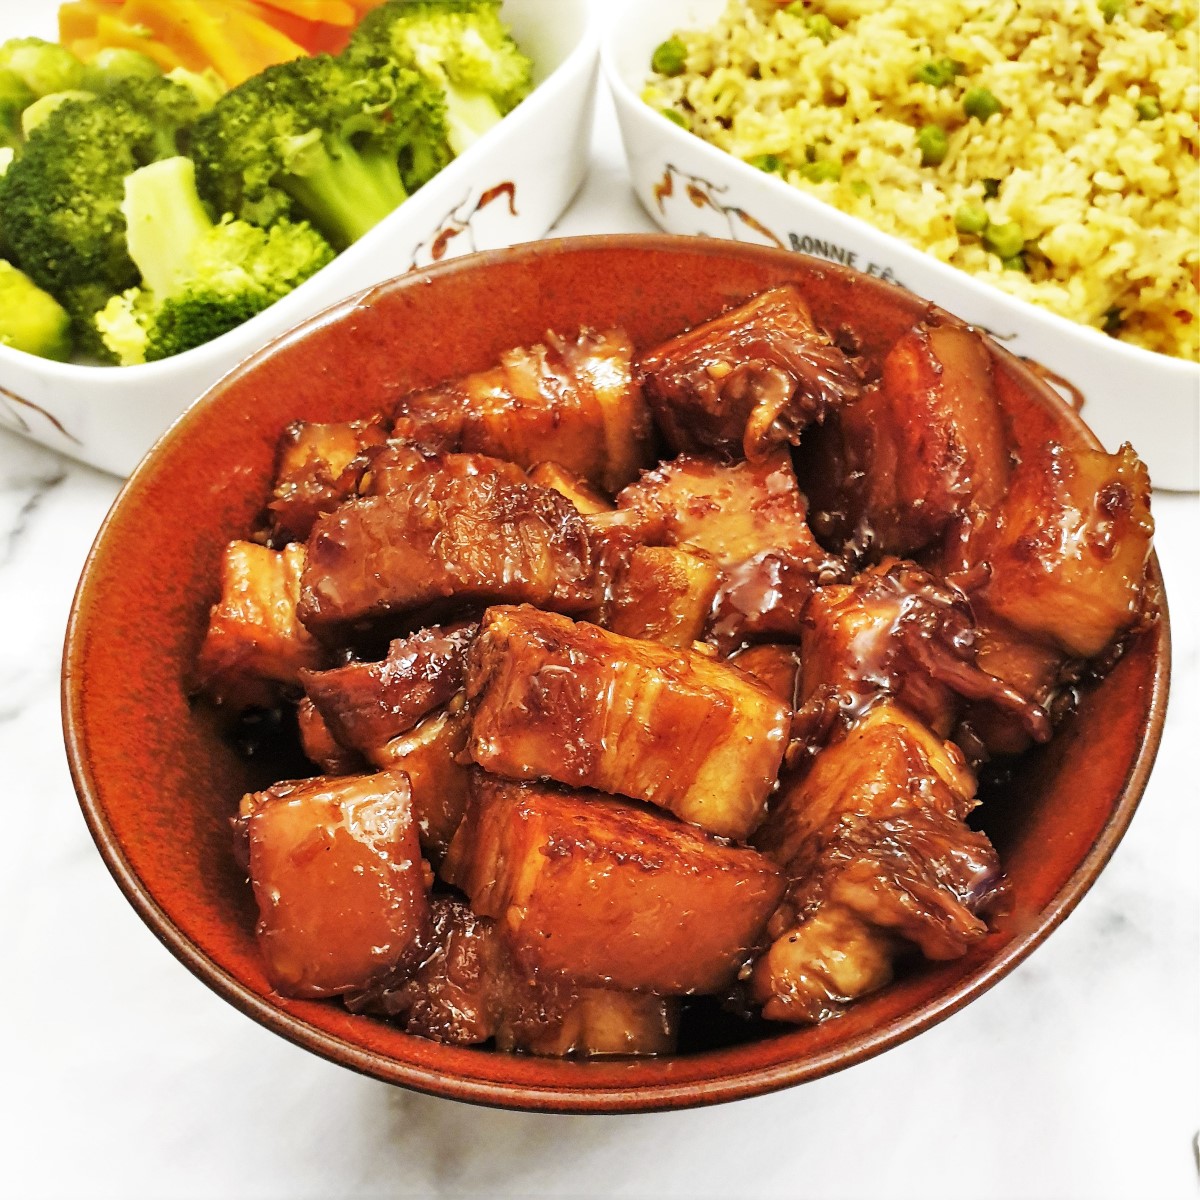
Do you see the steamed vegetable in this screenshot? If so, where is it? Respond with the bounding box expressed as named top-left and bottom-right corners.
top-left (96, 156), bottom-right (335, 364)
top-left (0, 261), bottom-right (74, 360)
top-left (190, 52), bottom-right (452, 248)
top-left (346, 0), bottom-right (533, 153)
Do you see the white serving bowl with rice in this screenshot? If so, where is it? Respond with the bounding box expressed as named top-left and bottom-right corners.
top-left (602, 0), bottom-right (1199, 490)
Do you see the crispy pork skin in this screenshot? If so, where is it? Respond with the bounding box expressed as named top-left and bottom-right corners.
top-left (465, 605), bottom-right (790, 840)
top-left (298, 460), bottom-right (595, 633)
top-left (637, 284), bottom-right (859, 459)
top-left (194, 541), bottom-right (325, 710)
top-left (393, 329), bottom-right (653, 493)
top-left (442, 777), bottom-right (786, 994)
top-left (237, 770), bottom-right (431, 998)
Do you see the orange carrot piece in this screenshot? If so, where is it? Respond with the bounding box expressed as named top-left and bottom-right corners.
top-left (253, 0), bottom-right (358, 25)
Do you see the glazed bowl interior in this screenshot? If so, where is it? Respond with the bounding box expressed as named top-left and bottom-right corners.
top-left (63, 235), bottom-right (1169, 1113)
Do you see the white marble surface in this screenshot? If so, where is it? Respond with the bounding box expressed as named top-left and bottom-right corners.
top-left (2, 49), bottom-right (1199, 1200)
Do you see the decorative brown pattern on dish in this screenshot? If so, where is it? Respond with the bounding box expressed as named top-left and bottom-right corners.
top-left (653, 165), bottom-right (786, 249)
top-left (413, 181), bottom-right (521, 267)
top-left (0, 382), bottom-right (82, 444)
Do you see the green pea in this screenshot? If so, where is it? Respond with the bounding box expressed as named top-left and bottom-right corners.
top-left (660, 108), bottom-right (690, 128)
top-left (1001, 254), bottom-right (1028, 272)
top-left (1136, 96), bottom-right (1162, 120)
top-left (917, 124), bottom-right (949, 165)
top-left (954, 201), bottom-right (989, 234)
top-left (1099, 0), bottom-right (1126, 21)
top-left (799, 160), bottom-right (842, 182)
top-left (784, 1), bottom-right (807, 12)
top-left (805, 15), bottom-right (835, 42)
top-left (651, 36), bottom-right (687, 77)
top-left (984, 220), bottom-right (1025, 259)
top-left (910, 56), bottom-right (964, 88)
top-left (1166, 11), bottom-right (1187, 29)
top-left (963, 86), bottom-right (1003, 122)
top-left (849, 179), bottom-right (872, 198)
top-left (747, 153), bottom-right (784, 173)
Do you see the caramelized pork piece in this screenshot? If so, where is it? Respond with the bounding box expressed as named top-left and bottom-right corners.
top-left (638, 284), bottom-right (859, 459)
top-left (296, 697), bottom-right (364, 775)
top-left (393, 329), bottom-right (653, 493)
top-left (617, 450), bottom-right (844, 649)
top-left (499, 980), bottom-right (678, 1058)
top-left (605, 545), bottom-right (721, 647)
top-left (443, 777), bottom-right (786, 994)
top-left (794, 558), bottom-right (1049, 752)
top-left (752, 703), bottom-right (1003, 1022)
top-left (528, 461), bottom-right (616, 516)
top-left (752, 904), bottom-right (895, 1025)
top-left (266, 417), bottom-right (389, 543)
top-left (466, 605), bottom-right (790, 840)
top-left (729, 644), bottom-right (803, 708)
top-left (299, 460), bottom-right (595, 634)
top-left (349, 897), bottom-right (679, 1056)
top-left (301, 622), bottom-right (476, 760)
top-left (374, 705), bottom-right (472, 864)
top-left (807, 319), bottom-right (1011, 558)
top-left (237, 770), bottom-right (431, 998)
top-left (952, 442), bottom-right (1154, 660)
top-left (194, 541), bottom-right (325, 710)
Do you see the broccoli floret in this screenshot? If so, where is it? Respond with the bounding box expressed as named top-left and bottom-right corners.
top-left (0, 260), bottom-right (73, 360)
top-left (190, 53), bottom-right (451, 250)
top-left (81, 48), bottom-right (163, 92)
top-left (0, 76), bottom-right (203, 354)
top-left (1, 68), bottom-right (35, 148)
top-left (0, 38), bottom-right (86, 99)
top-left (96, 156), bottom-right (335, 364)
top-left (347, 0), bottom-right (534, 154)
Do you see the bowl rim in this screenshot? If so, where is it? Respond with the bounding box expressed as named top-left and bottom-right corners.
top-left (598, 0), bottom-right (1200, 384)
top-left (61, 233), bottom-right (1172, 1113)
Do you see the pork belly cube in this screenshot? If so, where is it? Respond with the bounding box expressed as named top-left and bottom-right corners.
top-left (348, 896), bottom-right (679, 1056)
top-left (298, 461), bottom-right (595, 633)
top-left (797, 558), bottom-right (1049, 748)
top-left (806, 320), bottom-right (1011, 557)
top-left (296, 697), bottom-right (364, 775)
top-left (347, 897), bottom-right (505, 1043)
top-left (442, 777), bottom-right (786, 994)
top-left (617, 451), bottom-right (844, 648)
top-left (466, 606), bottom-right (790, 840)
top-left (756, 703), bottom-right (1001, 972)
top-left (749, 902), bottom-right (895, 1024)
top-left (498, 983), bottom-right (678, 1058)
top-left (301, 622), bottom-right (476, 760)
top-left (194, 541), bottom-right (325, 710)
top-left (606, 545), bottom-right (721, 648)
top-left (266, 417), bottom-right (389, 543)
top-left (638, 284), bottom-right (859, 459)
top-left (956, 442), bottom-right (1154, 659)
top-left (728, 644), bottom-right (803, 708)
top-left (237, 770), bottom-right (431, 998)
top-left (374, 706), bottom-right (472, 864)
top-left (528, 461), bottom-right (616, 516)
top-left (394, 329), bottom-right (653, 493)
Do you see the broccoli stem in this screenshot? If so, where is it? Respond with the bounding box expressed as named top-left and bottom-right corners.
top-left (122, 156), bottom-right (215, 296)
top-left (280, 136), bottom-right (409, 250)
top-left (441, 82), bottom-right (504, 154)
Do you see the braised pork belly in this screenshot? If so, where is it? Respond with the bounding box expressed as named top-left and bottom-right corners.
top-left (193, 292), bottom-right (1156, 1056)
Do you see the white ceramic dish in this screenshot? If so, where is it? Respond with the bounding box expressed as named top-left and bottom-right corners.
top-left (0, 0), bottom-right (598, 476)
top-left (601, 0), bottom-right (1199, 492)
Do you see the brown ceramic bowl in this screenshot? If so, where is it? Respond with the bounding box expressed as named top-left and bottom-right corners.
top-left (62, 235), bottom-right (1170, 1114)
